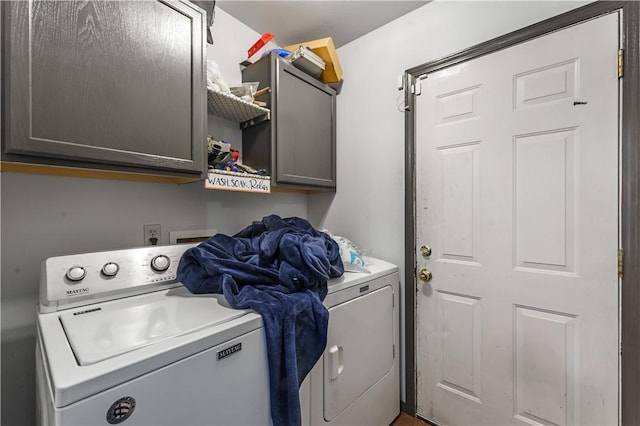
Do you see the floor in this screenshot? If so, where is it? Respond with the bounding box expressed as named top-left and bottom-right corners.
top-left (392, 412), bottom-right (431, 426)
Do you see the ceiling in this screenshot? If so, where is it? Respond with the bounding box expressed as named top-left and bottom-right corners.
top-left (215, 1), bottom-right (430, 48)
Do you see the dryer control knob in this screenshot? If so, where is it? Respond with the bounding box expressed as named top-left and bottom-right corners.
top-left (151, 255), bottom-right (170, 272)
top-left (101, 262), bottom-right (119, 277)
top-left (66, 266), bottom-right (86, 282)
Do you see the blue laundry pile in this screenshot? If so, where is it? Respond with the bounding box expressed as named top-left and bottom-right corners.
top-left (177, 215), bottom-right (344, 426)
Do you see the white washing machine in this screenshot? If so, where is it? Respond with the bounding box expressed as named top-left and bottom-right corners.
top-left (307, 257), bottom-right (400, 426)
top-left (36, 243), bottom-right (272, 425)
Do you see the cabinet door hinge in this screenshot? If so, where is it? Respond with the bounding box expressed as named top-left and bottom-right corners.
top-left (618, 49), bottom-right (624, 78)
top-left (618, 248), bottom-right (624, 278)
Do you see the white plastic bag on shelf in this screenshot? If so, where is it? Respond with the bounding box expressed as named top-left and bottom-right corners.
top-left (229, 82), bottom-right (260, 102)
top-left (206, 59), bottom-right (230, 93)
top-left (322, 230), bottom-right (370, 273)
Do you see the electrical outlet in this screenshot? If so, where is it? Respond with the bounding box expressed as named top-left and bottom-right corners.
top-left (144, 224), bottom-right (161, 246)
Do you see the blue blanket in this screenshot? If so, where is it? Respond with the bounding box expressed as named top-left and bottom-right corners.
top-left (177, 215), bottom-right (344, 426)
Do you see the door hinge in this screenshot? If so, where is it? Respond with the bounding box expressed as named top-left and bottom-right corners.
top-left (393, 344), bottom-right (396, 359)
top-left (618, 49), bottom-right (624, 78)
top-left (618, 248), bottom-right (624, 278)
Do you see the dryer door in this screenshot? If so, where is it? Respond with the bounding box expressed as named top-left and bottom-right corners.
top-left (323, 285), bottom-right (394, 421)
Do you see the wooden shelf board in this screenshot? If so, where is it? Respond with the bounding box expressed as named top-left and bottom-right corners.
top-left (1, 162), bottom-right (201, 184)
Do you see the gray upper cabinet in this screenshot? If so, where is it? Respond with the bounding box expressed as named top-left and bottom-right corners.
top-left (1, 0), bottom-right (206, 176)
top-left (242, 54), bottom-right (336, 190)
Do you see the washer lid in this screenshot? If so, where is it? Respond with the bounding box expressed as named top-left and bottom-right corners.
top-left (60, 289), bottom-right (246, 366)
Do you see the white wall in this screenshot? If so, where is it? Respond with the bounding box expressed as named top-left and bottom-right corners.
top-left (0, 9), bottom-right (308, 426)
top-left (309, 0), bottom-right (590, 402)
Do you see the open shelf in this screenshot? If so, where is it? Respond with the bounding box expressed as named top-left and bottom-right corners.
top-left (207, 89), bottom-right (270, 129)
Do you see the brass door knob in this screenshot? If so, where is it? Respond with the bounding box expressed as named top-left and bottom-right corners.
top-left (420, 245), bottom-right (432, 257)
top-left (418, 268), bottom-right (433, 282)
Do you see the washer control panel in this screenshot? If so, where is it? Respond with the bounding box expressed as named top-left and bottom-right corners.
top-left (40, 243), bottom-right (198, 312)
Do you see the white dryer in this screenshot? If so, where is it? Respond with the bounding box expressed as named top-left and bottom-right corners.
top-left (308, 257), bottom-right (400, 426)
top-left (36, 243), bottom-right (272, 426)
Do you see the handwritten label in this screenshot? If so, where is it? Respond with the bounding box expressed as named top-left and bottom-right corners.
top-left (205, 171), bottom-right (271, 193)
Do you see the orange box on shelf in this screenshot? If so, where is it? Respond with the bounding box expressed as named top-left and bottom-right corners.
top-left (284, 37), bottom-right (343, 83)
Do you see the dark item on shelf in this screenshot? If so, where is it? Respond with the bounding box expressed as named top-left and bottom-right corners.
top-left (237, 163), bottom-right (268, 176)
top-left (220, 161), bottom-right (238, 172)
top-left (207, 138), bottom-right (233, 168)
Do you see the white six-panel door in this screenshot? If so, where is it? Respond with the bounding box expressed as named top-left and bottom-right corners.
top-left (415, 13), bottom-right (620, 426)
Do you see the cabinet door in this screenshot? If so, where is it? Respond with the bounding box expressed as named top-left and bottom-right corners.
top-left (275, 60), bottom-right (336, 188)
top-left (2, 0), bottom-right (205, 174)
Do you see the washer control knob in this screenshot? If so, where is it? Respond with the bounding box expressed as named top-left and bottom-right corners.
top-left (66, 266), bottom-right (86, 282)
top-left (102, 262), bottom-right (119, 277)
top-left (151, 255), bottom-right (171, 272)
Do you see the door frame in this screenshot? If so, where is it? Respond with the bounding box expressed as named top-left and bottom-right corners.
top-left (403, 2), bottom-right (640, 424)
